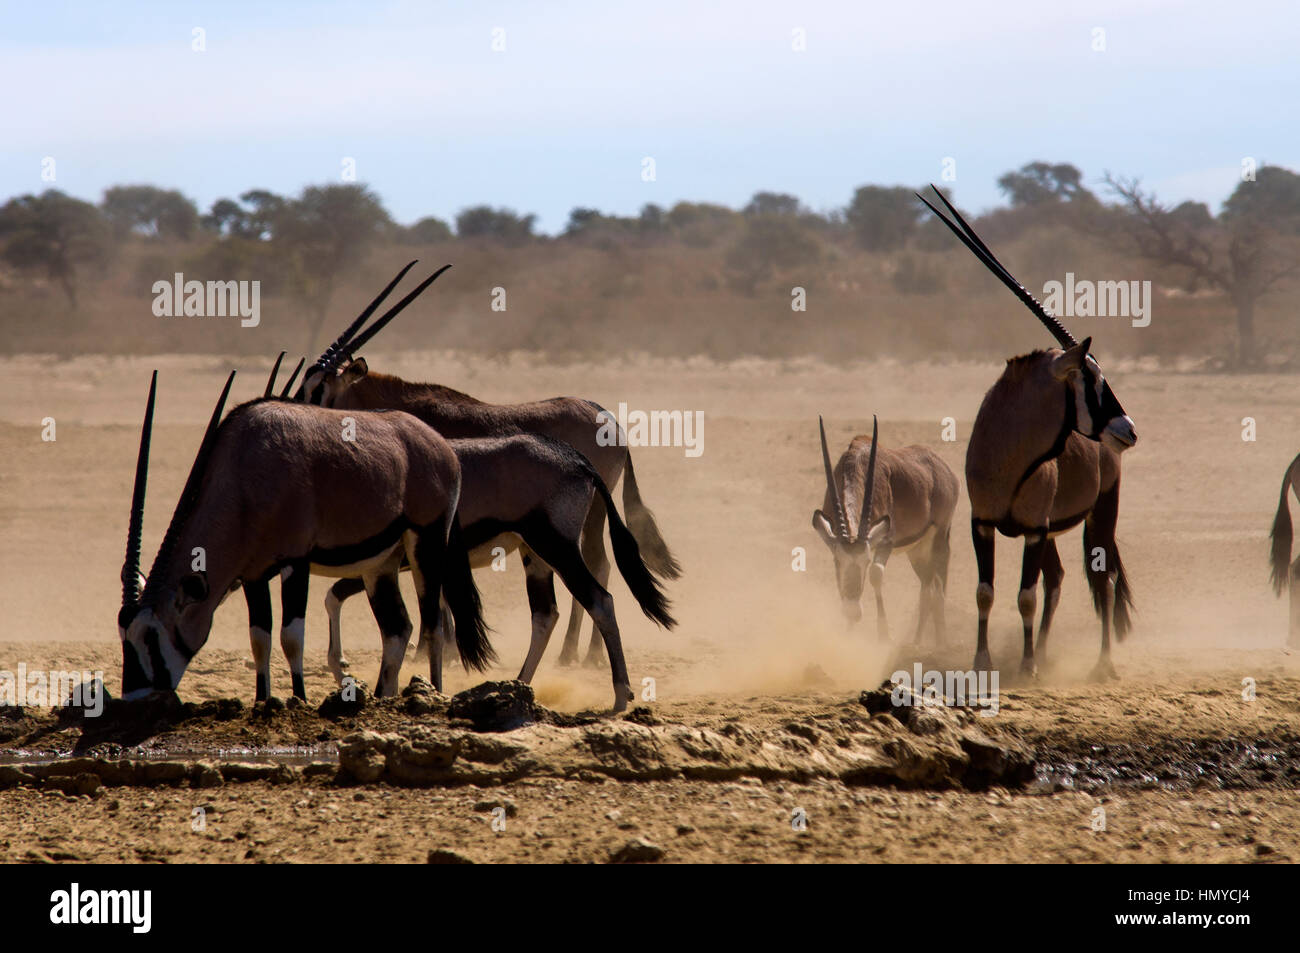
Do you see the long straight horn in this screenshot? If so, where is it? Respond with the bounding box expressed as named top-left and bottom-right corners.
top-left (279, 357), bottom-right (305, 398)
top-left (858, 415), bottom-right (879, 544)
top-left (818, 415), bottom-right (849, 540)
top-left (916, 185), bottom-right (1077, 348)
top-left (344, 263), bottom-right (453, 357)
top-left (120, 371), bottom-right (157, 619)
top-left (141, 371), bottom-right (236, 602)
top-left (264, 351), bottom-right (286, 398)
top-left (314, 260), bottom-right (420, 369)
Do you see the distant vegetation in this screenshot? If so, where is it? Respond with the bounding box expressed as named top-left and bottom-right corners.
top-left (1, 163), bottom-right (1298, 368)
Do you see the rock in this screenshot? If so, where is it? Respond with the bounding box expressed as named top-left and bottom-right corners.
top-left (219, 763), bottom-right (296, 784)
top-left (427, 848), bottom-right (475, 864)
top-left (623, 706), bottom-right (660, 726)
top-left (339, 731), bottom-right (390, 783)
top-left (0, 765), bottom-right (35, 789)
top-left (385, 727), bottom-right (464, 784)
top-left (403, 676), bottom-right (443, 715)
top-left (1255, 842), bottom-right (1275, 856)
top-left (610, 837), bottom-right (665, 864)
top-left (448, 680), bottom-right (538, 732)
top-left (192, 764), bottom-right (225, 789)
top-left (138, 761), bottom-right (191, 786)
top-left (319, 682), bottom-right (369, 718)
top-left (474, 799), bottom-right (518, 818)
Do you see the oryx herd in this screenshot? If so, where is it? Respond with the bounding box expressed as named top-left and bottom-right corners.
top-left (115, 185), bottom-right (1295, 712)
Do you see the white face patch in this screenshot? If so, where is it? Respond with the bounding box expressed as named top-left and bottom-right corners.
top-left (1071, 373), bottom-right (1096, 436)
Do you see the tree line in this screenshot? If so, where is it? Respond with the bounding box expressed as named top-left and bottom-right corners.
top-left (1, 161), bottom-right (1297, 365)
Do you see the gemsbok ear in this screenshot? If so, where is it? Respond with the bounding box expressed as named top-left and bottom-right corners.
top-left (1050, 337), bottom-right (1092, 380)
top-left (866, 517), bottom-right (891, 548)
top-left (177, 571), bottom-right (209, 609)
top-left (812, 510), bottom-right (837, 544)
top-left (343, 357), bottom-right (369, 382)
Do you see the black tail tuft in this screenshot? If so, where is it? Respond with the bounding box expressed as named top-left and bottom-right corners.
top-left (443, 515), bottom-right (496, 671)
top-left (621, 453), bottom-right (682, 581)
top-left (1269, 455), bottom-right (1300, 596)
top-left (597, 477), bottom-right (676, 629)
top-left (1110, 547), bottom-right (1134, 641)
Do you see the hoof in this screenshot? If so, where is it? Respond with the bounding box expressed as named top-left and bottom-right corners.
top-left (582, 654), bottom-right (608, 671)
top-left (612, 684), bottom-right (633, 714)
top-left (973, 651), bottom-right (993, 673)
top-left (1019, 660), bottom-right (1039, 680)
top-left (1088, 660), bottom-right (1119, 683)
top-left (557, 652), bottom-right (578, 668)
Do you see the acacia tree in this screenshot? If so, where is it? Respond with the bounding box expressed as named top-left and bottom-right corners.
top-left (0, 190), bottom-right (111, 305)
top-left (101, 185), bottom-right (199, 239)
top-left (274, 184), bottom-right (392, 349)
top-left (1105, 169), bottom-right (1300, 367)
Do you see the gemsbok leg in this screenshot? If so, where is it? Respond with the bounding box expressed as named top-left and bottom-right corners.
top-left (558, 496), bottom-right (611, 668)
top-left (972, 522), bottom-right (996, 672)
top-left (325, 577), bottom-right (365, 684)
top-left (368, 565), bottom-right (416, 697)
top-left (279, 559), bottom-right (309, 700)
top-left (1033, 539), bottom-right (1065, 656)
top-left (246, 578), bottom-right (274, 701)
top-left (524, 520), bottom-right (633, 712)
top-left (1016, 532), bottom-right (1049, 677)
top-left (518, 549), bottom-right (561, 683)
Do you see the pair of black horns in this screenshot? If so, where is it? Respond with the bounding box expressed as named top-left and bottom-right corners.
top-left (311, 261), bottom-right (453, 375)
top-left (123, 370), bottom-right (236, 612)
top-left (916, 185), bottom-right (1077, 349)
top-left (818, 415), bottom-right (878, 544)
top-left (264, 351), bottom-right (305, 399)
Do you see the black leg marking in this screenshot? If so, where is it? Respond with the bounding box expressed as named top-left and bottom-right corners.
top-left (280, 559), bottom-right (310, 701)
top-left (245, 577), bottom-right (273, 703)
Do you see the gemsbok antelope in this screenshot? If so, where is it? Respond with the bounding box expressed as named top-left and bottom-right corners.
top-left (319, 432), bottom-right (675, 713)
top-left (813, 416), bottom-right (959, 642)
top-left (918, 186), bottom-right (1138, 680)
top-left (295, 270), bottom-right (681, 672)
top-left (117, 371), bottom-right (492, 701)
top-left (236, 262), bottom-right (452, 701)
top-left (1268, 452), bottom-right (1300, 647)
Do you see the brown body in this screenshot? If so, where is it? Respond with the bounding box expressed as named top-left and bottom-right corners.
top-left (307, 360), bottom-right (680, 669)
top-left (324, 432), bottom-right (676, 712)
top-left (120, 394), bottom-right (491, 701)
top-left (814, 419), bottom-right (959, 641)
top-left (965, 344), bottom-right (1136, 679)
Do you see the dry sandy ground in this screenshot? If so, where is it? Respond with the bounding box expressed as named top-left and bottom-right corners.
top-left (1, 351), bottom-right (1298, 863)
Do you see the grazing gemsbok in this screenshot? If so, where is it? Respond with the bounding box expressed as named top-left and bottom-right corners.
top-left (295, 278), bottom-right (681, 671)
top-left (117, 371), bottom-right (492, 701)
top-left (1268, 452), bottom-right (1300, 647)
top-left (317, 433), bottom-right (675, 713)
top-left (813, 415), bottom-right (959, 643)
top-left (917, 186), bottom-right (1138, 680)
top-left (238, 264), bottom-right (451, 701)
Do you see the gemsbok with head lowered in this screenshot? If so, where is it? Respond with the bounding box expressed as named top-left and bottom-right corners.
top-left (918, 186), bottom-right (1138, 680)
top-left (117, 370), bottom-right (492, 701)
top-left (813, 415), bottom-right (959, 643)
top-left (1268, 452), bottom-right (1300, 647)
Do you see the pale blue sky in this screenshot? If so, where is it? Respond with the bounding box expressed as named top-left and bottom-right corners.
top-left (2, 0), bottom-right (1295, 233)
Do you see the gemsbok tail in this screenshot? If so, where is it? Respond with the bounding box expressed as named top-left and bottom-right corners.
top-left (1270, 453), bottom-right (1300, 595)
top-left (559, 447), bottom-right (676, 629)
top-left (443, 514), bottom-right (496, 670)
top-left (621, 452), bottom-right (683, 581)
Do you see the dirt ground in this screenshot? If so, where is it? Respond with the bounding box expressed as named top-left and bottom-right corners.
top-left (2, 350), bottom-right (1298, 863)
